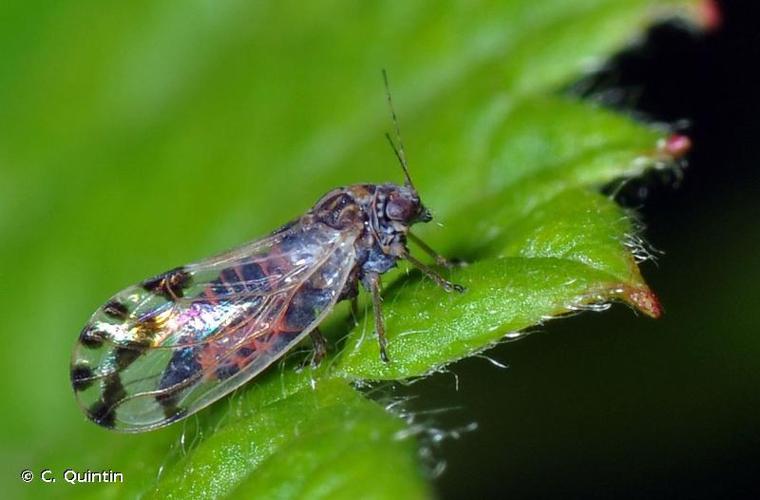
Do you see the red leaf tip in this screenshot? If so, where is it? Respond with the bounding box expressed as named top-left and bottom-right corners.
top-left (660, 133), bottom-right (692, 159)
top-left (625, 286), bottom-right (663, 318)
top-left (699, 0), bottom-right (722, 31)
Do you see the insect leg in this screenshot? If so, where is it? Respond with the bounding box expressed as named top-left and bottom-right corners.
top-left (349, 296), bottom-right (360, 327)
top-left (404, 253), bottom-right (466, 293)
top-left (408, 232), bottom-right (454, 268)
top-left (309, 328), bottom-right (328, 367)
top-left (367, 272), bottom-right (390, 363)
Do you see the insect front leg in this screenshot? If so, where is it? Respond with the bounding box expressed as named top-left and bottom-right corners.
top-left (366, 272), bottom-right (390, 363)
top-left (404, 252), bottom-right (466, 293)
top-left (407, 232), bottom-right (455, 268)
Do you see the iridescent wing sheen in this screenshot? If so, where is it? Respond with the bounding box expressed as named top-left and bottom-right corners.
top-left (71, 220), bottom-right (359, 432)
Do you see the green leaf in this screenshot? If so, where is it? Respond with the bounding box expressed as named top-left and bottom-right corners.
top-left (145, 377), bottom-right (429, 500)
top-left (228, 380), bottom-right (429, 500)
top-left (336, 189), bottom-right (659, 380)
top-left (1, 0), bottom-right (702, 498)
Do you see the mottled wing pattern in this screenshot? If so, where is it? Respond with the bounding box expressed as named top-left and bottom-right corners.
top-left (71, 220), bottom-right (359, 432)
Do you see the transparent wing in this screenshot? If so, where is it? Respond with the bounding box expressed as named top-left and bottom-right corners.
top-left (71, 219), bottom-right (359, 431)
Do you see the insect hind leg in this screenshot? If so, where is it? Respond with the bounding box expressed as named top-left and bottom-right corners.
top-left (309, 328), bottom-right (328, 368)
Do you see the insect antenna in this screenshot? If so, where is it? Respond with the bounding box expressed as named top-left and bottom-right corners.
top-left (382, 69), bottom-right (416, 191)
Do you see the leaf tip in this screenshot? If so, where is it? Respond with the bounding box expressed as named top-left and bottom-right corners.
top-left (698, 0), bottom-right (722, 31)
top-left (658, 133), bottom-right (692, 160)
top-left (624, 286), bottom-right (662, 318)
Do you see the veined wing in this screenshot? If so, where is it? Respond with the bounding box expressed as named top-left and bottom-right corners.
top-left (71, 219), bottom-right (359, 431)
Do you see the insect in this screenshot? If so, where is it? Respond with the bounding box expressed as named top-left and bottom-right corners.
top-left (70, 71), bottom-right (463, 432)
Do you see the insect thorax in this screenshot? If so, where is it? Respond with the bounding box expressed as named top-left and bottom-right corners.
top-left (311, 183), bottom-right (426, 279)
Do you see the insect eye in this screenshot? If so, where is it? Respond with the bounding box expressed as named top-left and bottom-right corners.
top-left (386, 196), bottom-right (415, 221)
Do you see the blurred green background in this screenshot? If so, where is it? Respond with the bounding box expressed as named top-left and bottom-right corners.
top-left (2, 0), bottom-right (759, 498)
